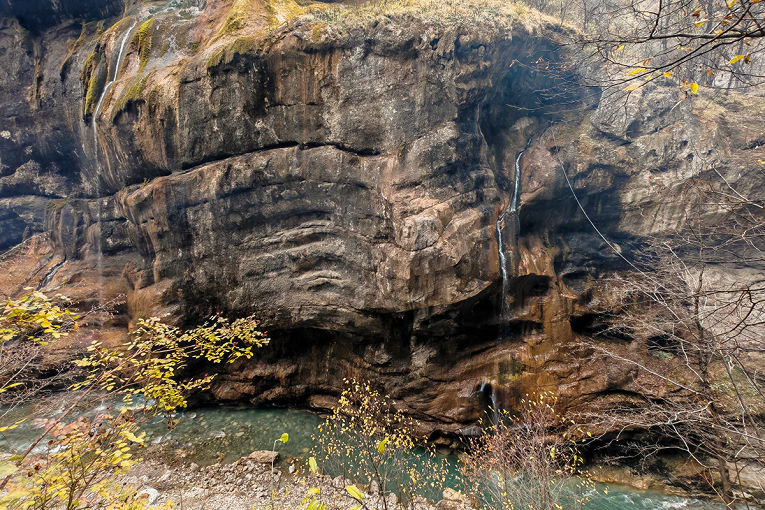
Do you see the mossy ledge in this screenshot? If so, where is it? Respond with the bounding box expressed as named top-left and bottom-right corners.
top-left (111, 75), bottom-right (149, 121)
top-left (136, 17), bottom-right (155, 73)
top-left (81, 49), bottom-right (104, 118)
top-left (206, 35), bottom-right (271, 70)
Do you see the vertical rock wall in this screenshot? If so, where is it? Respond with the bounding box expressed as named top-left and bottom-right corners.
top-left (1, 0), bottom-right (764, 439)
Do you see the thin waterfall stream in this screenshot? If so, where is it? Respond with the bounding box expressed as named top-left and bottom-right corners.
top-left (496, 136), bottom-right (533, 331)
top-left (92, 18), bottom-right (138, 160)
top-left (37, 260), bottom-right (66, 290)
top-left (88, 18), bottom-right (138, 303)
top-left (37, 21), bottom-right (137, 292)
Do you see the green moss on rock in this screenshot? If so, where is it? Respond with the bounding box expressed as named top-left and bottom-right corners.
top-left (206, 36), bottom-right (263, 69)
top-left (137, 17), bottom-right (154, 72)
top-left (81, 50), bottom-right (105, 117)
top-left (111, 75), bottom-right (148, 120)
top-left (44, 199), bottom-right (74, 215)
top-left (218, 0), bottom-right (249, 37)
top-left (265, 0), bottom-right (305, 26)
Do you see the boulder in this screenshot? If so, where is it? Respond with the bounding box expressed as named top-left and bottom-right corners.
top-left (247, 451), bottom-right (279, 464)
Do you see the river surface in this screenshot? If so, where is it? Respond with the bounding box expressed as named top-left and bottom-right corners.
top-left (0, 400), bottom-right (729, 510)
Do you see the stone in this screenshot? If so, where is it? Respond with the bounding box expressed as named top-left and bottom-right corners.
top-left (436, 488), bottom-right (475, 509)
top-left (136, 487), bottom-right (159, 506)
top-left (410, 496), bottom-right (432, 510)
top-left (189, 463), bottom-right (200, 472)
top-left (248, 451), bottom-right (279, 464)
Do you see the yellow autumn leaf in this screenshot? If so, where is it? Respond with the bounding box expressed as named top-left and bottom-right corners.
top-left (690, 82), bottom-right (699, 94)
top-left (728, 0), bottom-right (737, 7)
top-left (694, 19), bottom-right (709, 26)
top-left (346, 485), bottom-right (364, 501)
top-left (122, 431), bottom-right (144, 444)
top-left (624, 83), bottom-right (641, 91)
top-left (729, 55), bottom-right (745, 65)
top-left (627, 68), bottom-right (646, 76)
top-left (615, 45), bottom-right (624, 51)
top-left (663, 72), bottom-right (674, 78)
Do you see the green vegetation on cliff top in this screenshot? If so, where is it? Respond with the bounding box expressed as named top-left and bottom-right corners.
top-left (206, 0), bottom-right (566, 70)
top-left (301, 0), bottom-right (563, 32)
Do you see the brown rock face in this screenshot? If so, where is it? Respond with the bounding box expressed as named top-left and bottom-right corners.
top-left (1, 0), bottom-right (764, 439)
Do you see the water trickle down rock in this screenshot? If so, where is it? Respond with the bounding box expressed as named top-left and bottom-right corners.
top-left (90, 18), bottom-right (138, 306)
top-left (496, 136), bottom-right (533, 337)
top-left (92, 18), bottom-right (138, 161)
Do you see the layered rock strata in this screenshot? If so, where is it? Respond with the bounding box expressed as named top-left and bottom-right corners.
top-left (1, 0), bottom-right (764, 446)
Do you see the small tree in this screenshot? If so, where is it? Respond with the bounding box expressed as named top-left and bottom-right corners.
top-left (460, 391), bottom-right (592, 510)
top-left (580, 169), bottom-right (765, 508)
top-left (312, 379), bottom-right (452, 510)
top-left (1, 415), bottom-right (165, 510)
top-left (0, 292), bottom-right (80, 413)
top-left (561, 0), bottom-right (765, 95)
top-left (0, 296), bottom-right (270, 510)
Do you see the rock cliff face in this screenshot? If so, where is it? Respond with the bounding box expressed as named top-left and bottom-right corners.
top-left (1, 0), bottom-right (764, 439)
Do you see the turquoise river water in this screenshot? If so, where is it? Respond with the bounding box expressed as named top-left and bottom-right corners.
top-left (0, 399), bottom-right (731, 510)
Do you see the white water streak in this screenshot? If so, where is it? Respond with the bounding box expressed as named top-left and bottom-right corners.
top-left (92, 18), bottom-right (138, 159)
top-left (509, 150), bottom-right (523, 213)
top-left (496, 136), bottom-right (532, 332)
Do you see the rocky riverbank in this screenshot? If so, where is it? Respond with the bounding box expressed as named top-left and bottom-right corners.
top-left (122, 452), bottom-right (475, 510)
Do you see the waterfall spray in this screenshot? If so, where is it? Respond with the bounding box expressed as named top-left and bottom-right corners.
top-left (509, 151), bottom-right (523, 213)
